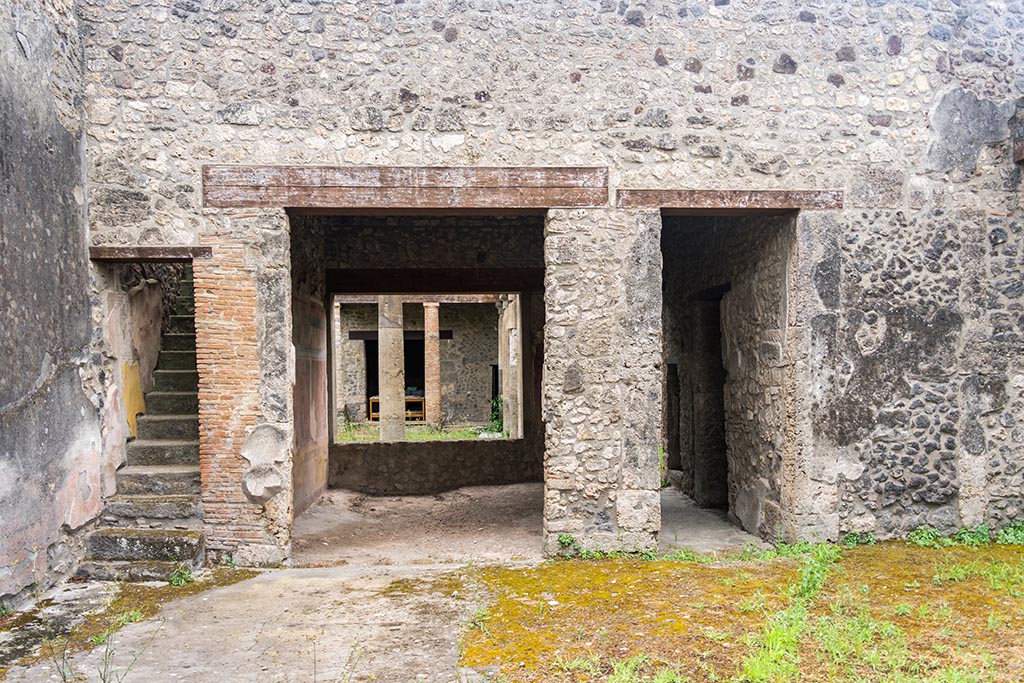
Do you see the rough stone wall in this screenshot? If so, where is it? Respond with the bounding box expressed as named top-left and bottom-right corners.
top-left (0, 0), bottom-right (99, 604)
top-left (439, 305), bottom-right (499, 423)
top-left (329, 440), bottom-right (541, 496)
top-left (335, 304), bottom-right (376, 423)
top-left (813, 206), bottom-right (1024, 537)
top-left (74, 0), bottom-right (1024, 548)
top-left (80, 1), bottom-right (1022, 247)
top-left (662, 215), bottom-right (797, 540)
top-left (543, 209), bottom-right (663, 553)
top-left (291, 221), bottom-right (328, 516)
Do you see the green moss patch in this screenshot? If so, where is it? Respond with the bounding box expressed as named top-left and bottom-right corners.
top-left (459, 543), bottom-right (1024, 682)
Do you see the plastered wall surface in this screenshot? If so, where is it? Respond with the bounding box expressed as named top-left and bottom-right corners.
top-left (1, 0), bottom-right (97, 603)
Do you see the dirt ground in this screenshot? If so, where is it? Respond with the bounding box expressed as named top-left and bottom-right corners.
top-left (292, 483), bottom-right (546, 568)
top-left (291, 483), bottom-right (765, 569)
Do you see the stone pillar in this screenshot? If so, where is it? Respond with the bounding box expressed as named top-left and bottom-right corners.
top-left (378, 295), bottom-right (405, 441)
top-left (498, 294), bottom-right (523, 439)
top-left (542, 208), bottom-right (663, 555)
top-left (783, 210), bottom-right (839, 542)
top-left (423, 302), bottom-right (441, 425)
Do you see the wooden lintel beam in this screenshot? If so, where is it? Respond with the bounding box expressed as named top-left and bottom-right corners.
top-left (335, 294), bottom-right (503, 304)
top-left (617, 189), bottom-right (844, 212)
top-left (89, 246), bottom-right (213, 263)
top-left (202, 165), bottom-right (608, 209)
top-left (204, 165), bottom-right (607, 188)
top-left (348, 330), bottom-right (455, 341)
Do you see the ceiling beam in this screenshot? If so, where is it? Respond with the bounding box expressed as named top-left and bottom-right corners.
top-left (326, 268), bottom-right (544, 295)
top-left (335, 294), bottom-right (502, 304)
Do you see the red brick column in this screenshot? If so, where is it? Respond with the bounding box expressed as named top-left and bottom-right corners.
top-left (423, 301), bottom-right (441, 425)
top-left (194, 228), bottom-right (292, 566)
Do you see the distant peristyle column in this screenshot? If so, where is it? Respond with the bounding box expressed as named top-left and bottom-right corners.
top-left (423, 301), bottom-right (441, 425)
top-left (377, 295), bottom-right (405, 441)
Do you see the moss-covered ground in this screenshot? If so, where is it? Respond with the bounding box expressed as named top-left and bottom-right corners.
top-left (458, 540), bottom-right (1024, 682)
top-left (336, 421), bottom-right (491, 442)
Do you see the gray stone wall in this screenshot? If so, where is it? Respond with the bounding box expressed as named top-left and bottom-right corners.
top-left (662, 215), bottom-right (797, 540)
top-left (813, 206), bottom-right (1024, 537)
top-left (71, 0), bottom-right (1024, 549)
top-left (0, 0), bottom-right (97, 604)
top-left (80, 1), bottom-right (1021, 247)
top-left (335, 304), bottom-right (377, 423)
top-left (329, 440), bottom-right (541, 496)
top-left (439, 304), bottom-right (498, 423)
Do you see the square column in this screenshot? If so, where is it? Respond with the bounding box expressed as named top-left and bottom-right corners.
top-left (194, 210), bottom-right (293, 567)
top-left (543, 208), bottom-right (663, 554)
top-left (378, 295), bottom-right (406, 441)
top-left (423, 302), bottom-right (442, 425)
top-left (497, 294), bottom-right (523, 439)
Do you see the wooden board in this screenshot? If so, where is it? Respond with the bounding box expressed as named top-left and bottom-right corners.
top-left (617, 189), bottom-right (843, 212)
top-left (203, 165), bottom-right (608, 209)
top-left (89, 246), bottom-right (213, 262)
top-left (335, 294), bottom-right (502, 304)
top-left (348, 330), bottom-right (455, 341)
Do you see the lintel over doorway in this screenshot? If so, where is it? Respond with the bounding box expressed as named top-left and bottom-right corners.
top-left (202, 165), bottom-right (609, 209)
top-left (617, 189), bottom-right (844, 214)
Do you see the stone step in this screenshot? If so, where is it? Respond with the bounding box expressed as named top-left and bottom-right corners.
top-left (172, 297), bottom-right (195, 315)
top-left (77, 560), bottom-right (192, 582)
top-left (169, 314), bottom-right (195, 334)
top-left (127, 439), bottom-right (199, 466)
top-left (163, 333), bottom-right (196, 351)
top-left (86, 528), bottom-right (204, 563)
top-left (136, 414), bottom-right (198, 441)
top-left (153, 369), bottom-right (198, 392)
top-left (105, 494), bottom-right (200, 520)
top-left (117, 465), bottom-right (201, 496)
top-left (144, 391), bottom-right (198, 415)
top-left (157, 350), bottom-right (196, 370)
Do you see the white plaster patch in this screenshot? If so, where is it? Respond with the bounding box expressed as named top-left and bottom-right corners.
top-left (240, 424), bottom-right (290, 504)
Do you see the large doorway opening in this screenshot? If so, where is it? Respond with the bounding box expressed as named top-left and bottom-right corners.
top-left (287, 212), bottom-right (547, 566)
top-left (660, 212), bottom-right (797, 547)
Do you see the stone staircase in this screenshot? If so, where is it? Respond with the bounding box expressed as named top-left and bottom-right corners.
top-left (78, 269), bottom-right (205, 581)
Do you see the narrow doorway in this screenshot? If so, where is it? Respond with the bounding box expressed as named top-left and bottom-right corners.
top-left (661, 213), bottom-right (796, 544)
